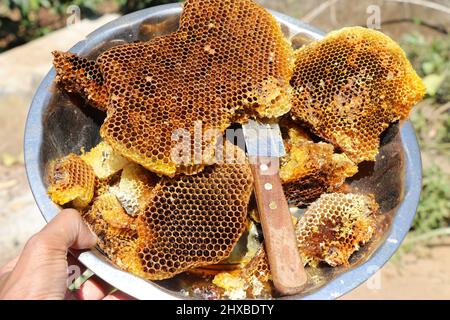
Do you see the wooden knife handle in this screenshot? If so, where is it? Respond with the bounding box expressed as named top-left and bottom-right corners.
top-left (250, 156), bottom-right (307, 295)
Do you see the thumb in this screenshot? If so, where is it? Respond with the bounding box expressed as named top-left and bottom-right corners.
top-left (39, 208), bottom-right (97, 251)
top-left (0, 209), bottom-right (97, 299)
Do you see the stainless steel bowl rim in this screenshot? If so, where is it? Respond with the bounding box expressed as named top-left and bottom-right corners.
top-left (24, 3), bottom-right (422, 300)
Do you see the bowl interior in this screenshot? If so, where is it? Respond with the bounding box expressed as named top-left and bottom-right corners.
top-left (24, 4), bottom-right (421, 299)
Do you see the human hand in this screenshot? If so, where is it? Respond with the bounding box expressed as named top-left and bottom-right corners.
top-left (0, 209), bottom-right (133, 300)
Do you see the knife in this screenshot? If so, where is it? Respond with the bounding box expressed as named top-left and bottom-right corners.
top-left (242, 119), bottom-right (307, 295)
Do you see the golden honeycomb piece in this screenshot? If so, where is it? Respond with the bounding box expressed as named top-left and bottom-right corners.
top-left (290, 27), bottom-right (426, 163)
top-left (47, 154), bottom-right (95, 209)
top-left (53, 0), bottom-right (294, 177)
top-left (283, 121), bottom-right (311, 147)
top-left (90, 193), bottom-right (135, 229)
top-left (212, 247), bottom-right (272, 299)
top-left (295, 193), bottom-right (378, 267)
top-left (279, 120), bottom-right (358, 205)
top-left (93, 173), bottom-right (120, 198)
top-left (81, 199), bottom-right (143, 276)
top-left (240, 247), bottom-right (271, 288)
top-left (109, 163), bottom-right (159, 216)
top-left (80, 141), bottom-right (129, 179)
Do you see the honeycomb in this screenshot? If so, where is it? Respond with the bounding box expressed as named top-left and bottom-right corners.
top-left (53, 51), bottom-right (108, 111)
top-left (241, 247), bottom-right (271, 286)
top-left (290, 27), bottom-right (426, 163)
top-left (109, 163), bottom-right (159, 216)
top-left (89, 193), bottom-right (136, 230)
top-left (80, 141), bottom-right (129, 179)
top-left (212, 246), bottom-right (272, 299)
top-left (47, 153), bottom-right (95, 209)
top-left (93, 173), bottom-right (120, 198)
top-left (53, 0), bottom-right (294, 177)
top-left (82, 196), bottom-right (143, 276)
top-left (280, 120), bottom-right (358, 205)
top-left (45, 2), bottom-right (424, 297)
top-left (187, 221), bottom-right (262, 276)
top-left (280, 118), bottom-right (311, 146)
top-left (295, 193), bottom-right (378, 267)
top-left (131, 145), bottom-right (253, 280)
top-left (79, 142), bottom-right (254, 280)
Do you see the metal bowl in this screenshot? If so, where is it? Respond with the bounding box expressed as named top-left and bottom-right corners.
top-left (24, 3), bottom-right (422, 300)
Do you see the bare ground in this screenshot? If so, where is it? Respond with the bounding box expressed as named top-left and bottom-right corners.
top-left (343, 238), bottom-right (450, 299)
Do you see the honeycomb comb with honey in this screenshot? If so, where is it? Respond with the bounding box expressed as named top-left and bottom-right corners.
top-left (45, 0), bottom-right (425, 299)
top-left (290, 27), bottom-right (425, 163)
top-left (47, 153), bottom-right (95, 209)
top-left (279, 119), bottom-right (358, 205)
top-left (53, 0), bottom-right (294, 177)
top-left (296, 193), bottom-right (379, 267)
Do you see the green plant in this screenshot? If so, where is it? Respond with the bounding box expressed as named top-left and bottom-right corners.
top-left (5, 0), bottom-right (102, 17)
top-left (412, 165), bottom-right (450, 234)
top-left (401, 32), bottom-right (450, 246)
top-left (0, 0), bottom-right (106, 52)
top-left (402, 32), bottom-right (450, 103)
top-left (0, 0), bottom-right (180, 52)
top-left (116, 0), bottom-right (179, 14)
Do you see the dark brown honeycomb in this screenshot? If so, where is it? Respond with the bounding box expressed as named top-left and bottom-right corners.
top-left (295, 193), bottom-right (378, 267)
top-left (53, 0), bottom-right (294, 177)
top-left (280, 120), bottom-right (358, 205)
top-left (132, 144), bottom-right (253, 280)
top-left (290, 27), bottom-right (425, 163)
top-left (47, 153), bottom-right (95, 209)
